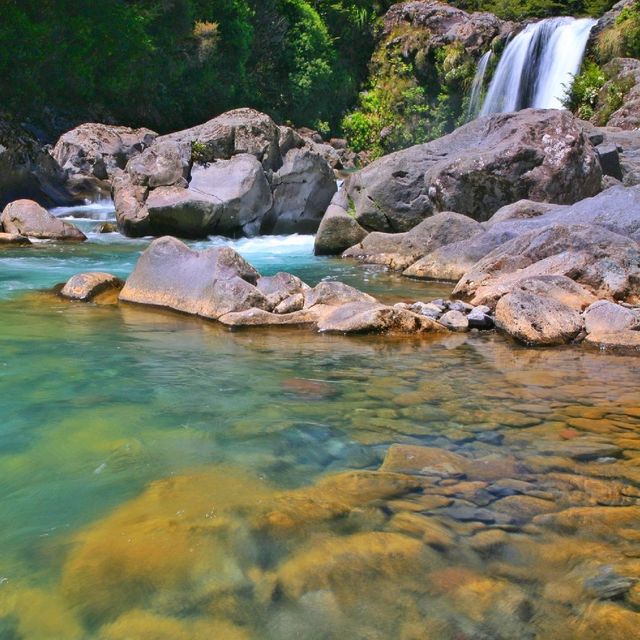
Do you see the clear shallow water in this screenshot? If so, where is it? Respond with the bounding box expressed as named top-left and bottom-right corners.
top-left (1, 205), bottom-right (639, 639)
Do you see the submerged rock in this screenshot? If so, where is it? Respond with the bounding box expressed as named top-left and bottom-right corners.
top-left (1, 199), bottom-right (86, 241)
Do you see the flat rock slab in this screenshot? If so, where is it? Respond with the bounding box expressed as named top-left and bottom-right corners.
top-left (61, 272), bottom-right (124, 301)
top-left (585, 330), bottom-right (640, 352)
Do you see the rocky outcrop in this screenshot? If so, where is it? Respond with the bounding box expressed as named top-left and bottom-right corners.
top-left (52, 123), bottom-right (157, 200)
top-left (483, 200), bottom-right (564, 227)
top-left (332, 109), bottom-right (601, 236)
top-left (495, 291), bottom-right (584, 346)
top-left (342, 212), bottom-right (484, 270)
top-left (455, 223), bottom-right (640, 304)
top-left (113, 109), bottom-right (336, 239)
top-left (1, 199), bottom-right (86, 241)
top-left (381, 1), bottom-right (513, 56)
top-left (593, 58), bottom-right (640, 131)
top-left (0, 117), bottom-right (74, 208)
top-left (60, 272), bottom-right (124, 301)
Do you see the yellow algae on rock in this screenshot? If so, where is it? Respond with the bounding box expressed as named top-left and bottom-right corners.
top-left (262, 531), bottom-right (432, 602)
top-left (0, 586), bottom-right (83, 640)
top-left (254, 470), bottom-right (422, 535)
top-left (98, 610), bottom-right (252, 640)
top-left (61, 467), bottom-right (273, 622)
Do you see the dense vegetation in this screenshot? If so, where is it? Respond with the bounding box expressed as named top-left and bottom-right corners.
top-left (0, 0), bottom-right (627, 151)
top-left (0, 0), bottom-right (395, 136)
top-left (565, 1), bottom-right (640, 124)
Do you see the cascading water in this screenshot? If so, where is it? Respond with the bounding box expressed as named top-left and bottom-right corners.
top-left (480, 17), bottom-right (596, 116)
top-left (467, 50), bottom-right (493, 120)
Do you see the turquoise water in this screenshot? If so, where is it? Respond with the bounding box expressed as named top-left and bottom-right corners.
top-left (1, 205), bottom-right (639, 639)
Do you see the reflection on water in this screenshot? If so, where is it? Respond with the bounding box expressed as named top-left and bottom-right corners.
top-left (0, 204), bottom-right (639, 638)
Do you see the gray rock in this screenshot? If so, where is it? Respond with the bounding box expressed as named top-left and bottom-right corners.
top-left (467, 308), bottom-right (494, 330)
top-left (274, 293), bottom-right (305, 314)
top-left (342, 211), bottom-right (484, 270)
top-left (314, 192), bottom-right (368, 256)
top-left (304, 281), bottom-right (377, 308)
top-left (484, 200), bottom-right (563, 227)
top-left (316, 301), bottom-right (448, 335)
top-left (1, 199), bottom-right (86, 241)
top-left (52, 122), bottom-right (157, 199)
top-left (438, 310), bottom-right (469, 332)
top-left (126, 139), bottom-right (191, 188)
top-left (455, 224), bottom-right (640, 304)
top-left (60, 272), bottom-right (124, 301)
top-left (142, 155), bottom-right (273, 238)
top-left (158, 107), bottom-right (282, 171)
top-left (0, 232), bottom-right (30, 246)
top-left (495, 291), bottom-right (584, 346)
top-left (343, 109), bottom-right (601, 232)
top-left (262, 147), bottom-right (337, 234)
top-left (256, 272), bottom-right (310, 309)
top-left (472, 275), bottom-right (598, 311)
top-left (119, 236), bottom-right (266, 319)
top-left (584, 300), bottom-right (639, 334)
top-left (597, 144), bottom-right (624, 181)
top-left (218, 307), bottom-right (317, 327)
top-left (584, 566), bottom-right (636, 600)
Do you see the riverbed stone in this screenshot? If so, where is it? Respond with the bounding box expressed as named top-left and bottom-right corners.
top-left (473, 275), bottom-right (598, 311)
top-left (317, 302), bottom-right (447, 335)
top-left (381, 444), bottom-right (467, 477)
top-left (438, 309), bottom-right (469, 332)
top-left (584, 300), bottom-right (639, 334)
top-left (119, 236), bottom-right (266, 319)
top-left (303, 281), bottom-right (377, 308)
top-left (584, 329), bottom-right (640, 352)
top-left (495, 291), bottom-right (584, 346)
top-left (1, 199), bottom-right (86, 241)
top-left (60, 272), bottom-right (124, 301)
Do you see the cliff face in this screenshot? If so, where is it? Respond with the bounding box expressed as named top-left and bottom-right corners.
top-left (342, 1), bottom-right (517, 158)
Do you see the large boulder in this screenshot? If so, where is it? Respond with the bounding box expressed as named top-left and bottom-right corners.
top-left (342, 212), bottom-right (484, 270)
top-left (261, 147), bottom-right (337, 234)
top-left (141, 155), bottom-right (273, 238)
top-left (454, 223), bottom-right (640, 304)
top-left (114, 109), bottom-right (337, 239)
top-left (0, 117), bottom-right (74, 208)
top-left (314, 191), bottom-right (368, 256)
top-left (583, 300), bottom-right (639, 334)
top-left (52, 123), bottom-right (157, 200)
top-left (119, 236), bottom-right (267, 319)
top-left (1, 199), bottom-right (86, 241)
top-left (340, 109), bottom-right (601, 232)
top-left (495, 291), bottom-right (584, 346)
top-left (158, 108), bottom-right (282, 171)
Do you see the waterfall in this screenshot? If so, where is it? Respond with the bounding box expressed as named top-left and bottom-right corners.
top-left (480, 17), bottom-right (596, 117)
top-left (467, 51), bottom-right (493, 120)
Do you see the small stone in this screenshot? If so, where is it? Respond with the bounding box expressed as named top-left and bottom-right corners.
top-left (442, 505), bottom-right (514, 525)
top-left (584, 566), bottom-right (636, 600)
top-left (469, 529), bottom-right (510, 552)
top-left (438, 310), bottom-right (469, 332)
top-left (60, 272), bottom-right (124, 301)
top-left (467, 308), bottom-right (494, 330)
top-left (477, 431), bottom-right (504, 446)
